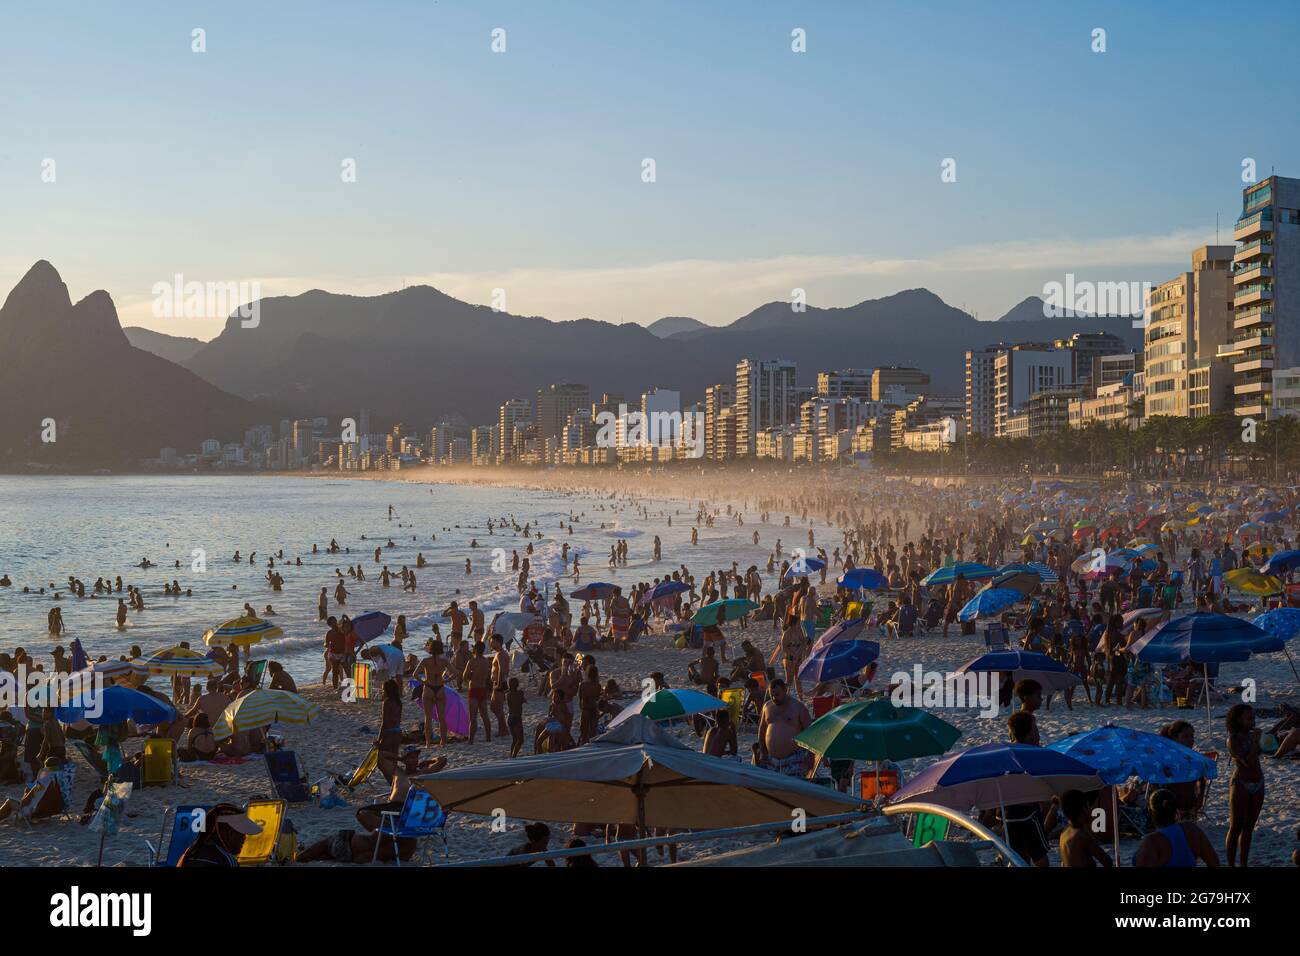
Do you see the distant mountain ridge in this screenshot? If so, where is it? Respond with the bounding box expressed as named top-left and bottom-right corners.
top-left (180, 283), bottom-right (1142, 424)
top-left (0, 262), bottom-right (269, 466)
top-left (646, 315), bottom-right (708, 338)
top-left (124, 326), bottom-right (207, 363)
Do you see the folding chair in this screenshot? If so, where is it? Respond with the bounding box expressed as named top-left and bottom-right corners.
top-left (982, 623), bottom-right (1010, 648)
top-left (911, 811), bottom-right (951, 848)
top-left (341, 745), bottom-right (381, 793)
top-left (811, 695), bottom-right (842, 719)
top-left (145, 805), bottom-right (207, 866)
top-left (264, 750), bottom-right (312, 804)
top-left (373, 788), bottom-right (448, 866)
top-left (237, 799), bottom-right (286, 866)
top-left (858, 768), bottom-right (899, 801)
top-left (141, 738), bottom-right (177, 787)
top-left (719, 687), bottom-right (744, 731)
top-left (69, 738), bottom-right (109, 783)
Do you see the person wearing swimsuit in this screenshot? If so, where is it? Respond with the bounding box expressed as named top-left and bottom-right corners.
top-left (1226, 703), bottom-right (1265, 866)
top-left (1134, 789), bottom-right (1218, 867)
top-left (416, 639), bottom-right (450, 747)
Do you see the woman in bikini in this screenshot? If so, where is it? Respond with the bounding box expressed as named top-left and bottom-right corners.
top-left (415, 639), bottom-right (450, 747)
top-left (1225, 703), bottom-right (1265, 866)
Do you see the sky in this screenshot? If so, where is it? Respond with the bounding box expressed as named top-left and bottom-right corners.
top-left (2, 0), bottom-right (1297, 339)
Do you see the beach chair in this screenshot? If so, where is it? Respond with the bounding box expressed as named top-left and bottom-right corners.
top-left (858, 768), bottom-right (899, 801)
top-left (332, 745), bottom-right (381, 797)
top-left (894, 603), bottom-right (918, 637)
top-left (811, 695), bottom-right (841, 719)
top-left (911, 811), bottom-right (951, 848)
top-left (141, 738), bottom-right (177, 787)
top-left (982, 623), bottom-right (1010, 648)
top-left (237, 799), bottom-right (286, 866)
top-left (719, 687), bottom-right (744, 731)
top-left (372, 787), bottom-right (448, 866)
top-left (69, 738), bottom-right (109, 783)
top-left (145, 805), bottom-right (206, 867)
top-left (264, 750), bottom-right (312, 804)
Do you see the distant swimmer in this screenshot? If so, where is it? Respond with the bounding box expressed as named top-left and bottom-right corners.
top-left (0, 575), bottom-right (10, 586)
top-left (388, 505), bottom-right (395, 520)
top-left (465, 559), bottom-right (472, 574)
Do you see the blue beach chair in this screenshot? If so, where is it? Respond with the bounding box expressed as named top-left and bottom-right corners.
top-left (264, 750), bottom-right (312, 804)
top-left (146, 805), bottom-right (207, 867)
top-left (373, 788), bottom-right (448, 866)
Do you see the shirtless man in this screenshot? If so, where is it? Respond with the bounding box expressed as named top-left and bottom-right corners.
top-left (1058, 789), bottom-right (1113, 867)
top-left (444, 602), bottom-right (468, 646)
top-left (469, 600), bottom-right (485, 640)
top-left (756, 679), bottom-right (811, 776)
top-left (489, 635), bottom-right (510, 737)
top-left (462, 642), bottom-right (493, 744)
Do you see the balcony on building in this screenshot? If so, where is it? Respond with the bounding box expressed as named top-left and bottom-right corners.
top-left (1234, 239), bottom-right (1273, 264)
top-left (1234, 210), bottom-right (1273, 242)
top-left (1233, 284), bottom-right (1273, 307)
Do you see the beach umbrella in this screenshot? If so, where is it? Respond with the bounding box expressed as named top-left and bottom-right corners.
top-left (692, 599), bottom-right (759, 626)
top-left (408, 683), bottom-right (471, 736)
top-left (1129, 612), bottom-right (1287, 728)
top-left (1121, 607), bottom-right (1165, 628)
top-left (921, 562), bottom-right (995, 586)
top-left (571, 582), bottom-right (617, 601)
top-left (796, 698), bottom-right (960, 762)
top-left (887, 743), bottom-right (1103, 816)
top-left (956, 587), bottom-right (1024, 622)
top-left (811, 618), bottom-right (867, 652)
top-left (784, 556), bottom-right (826, 578)
top-left (1048, 725), bottom-right (1218, 866)
top-left (1235, 521), bottom-right (1265, 538)
top-left (1082, 553), bottom-right (1130, 580)
top-left (1256, 510), bottom-right (1288, 524)
top-left (797, 639), bottom-right (880, 684)
top-left (1070, 548), bottom-right (1106, 574)
top-left (1260, 549), bottom-right (1300, 577)
top-left (203, 615), bottom-right (283, 647)
top-left (1251, 607), bottom-right (1300, 642)
top-left (1161, 520), bottom-right (1186, 532)
top-left (413, 715), bottom-right (862, 830)
top-left (987, 569), bottom-right (1041, 596)
top-left (134, 646), bottom-right (224, 678)
top-left (1225, 567), bottom-right (1281, 596)
top-left (78, 658), bottom-right (137, 680)
top-left (349, 611), bottom-right (392, 646)
top-left (837, 567), bottom-right (889, 591)
top-left (1130, 613), bottom-right (1282, 664)
top-left (956, 649), bottom-right (1081, 693)
top-left (607, 688), bottom-right (729, 729)
top-left (1244, 541), bottom-right (1275, 559)
top-left (212, 689), bottom-right (320, 739)
top-left (55, 686), bottom-right (176, 726)
top-left (1026, 562), bottom-right (1058, 584)
top-left (641, 580), bottom-right (690, 604)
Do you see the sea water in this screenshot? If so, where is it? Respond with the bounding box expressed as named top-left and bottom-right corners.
top-left (0, 475), bottom-right (795, 681)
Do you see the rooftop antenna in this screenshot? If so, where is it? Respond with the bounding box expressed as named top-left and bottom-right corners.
top-left (1215, 213), bottom-right (1219, 245)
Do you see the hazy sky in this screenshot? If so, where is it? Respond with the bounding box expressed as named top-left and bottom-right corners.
top-left (2, 0), bottom-right (1297, 339)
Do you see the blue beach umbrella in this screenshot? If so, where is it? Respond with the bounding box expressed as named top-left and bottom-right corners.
top-left (888, 742), bottom-right (1103, 814)
top-left (838, 567), bottom-right (889, 591)
top-left (921, 562), bottom-right (995, 587)
top-left (956, 587), bottom-right (1024, 622)
top-left (1128, 612), bottom-right (1282, 664)
top-left (1026, 562), bottom-right (1059, 584)
top-left (1260, 550), bottom-right (1300, 577)
top-left (571, 582), bottom-right (617, 601)
top-left (811, 617), bottom-right (867, 651)
top-left (55, 685), bottom-right (177, 726)
top-left (784, 556), bottom-right (826, 578)
top-left (1047, 726), bottom-right (1217, 786)
top-left (1251, 607), bottom-right (1300, 642)
top-left (350, 610), bottom-right (392, 647)
top-left (642, 580), bottom-right (690, 603)
top-left (691, 599), bottom-right (759, 626)
top-left (956, 649), bottom-right (1081, 692)
top-left (798, 639), bottom-right (880, 684)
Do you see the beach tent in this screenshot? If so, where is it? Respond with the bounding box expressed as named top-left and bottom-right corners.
top-left (413, 715), bottom-right (861, 830)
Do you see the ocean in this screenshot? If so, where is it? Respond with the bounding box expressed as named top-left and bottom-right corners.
top-left (0, 475), bottom-right (792, 681)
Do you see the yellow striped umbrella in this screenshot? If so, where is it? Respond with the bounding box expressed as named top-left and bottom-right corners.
top-left (212, 689), bottom-right (320, 739)
top-left (1244, 541), bottom-right (1276, 559)
top-left (1224, 567), bottom-right (1282, 597)
top-left (203, 615), bottom-right (283, 647)
top-left (135, 646), bottom-right (224, 678)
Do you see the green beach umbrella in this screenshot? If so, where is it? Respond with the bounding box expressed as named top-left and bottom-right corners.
top-left (607, 688), bottom-right (728, 729)
top-left (796, 698), bottom-right (961, 762)
top-left (691, 599), bottom-right (758, 626)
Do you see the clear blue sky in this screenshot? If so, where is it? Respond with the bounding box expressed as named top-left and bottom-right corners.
top-left (2, 0), bottom-right (1296, 336)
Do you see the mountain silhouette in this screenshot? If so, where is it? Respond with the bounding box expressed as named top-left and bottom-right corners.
top-left (181, 283), bottom-right (1143, 424)
top-left (646, 316), bottom-right (708, 338)
top-left (0, 262), bottom-right (267, 467)
top-left (123, 326), bottom-right (207, 364)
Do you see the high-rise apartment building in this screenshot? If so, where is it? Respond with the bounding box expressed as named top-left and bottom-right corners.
top-left (1233, 175), bottom-right (1300, 418)
top-left (734, 359), bottom-right (797, 457)
top-left (871, 366), bottom-right (930, 402)
top-left (535, 383), bottom-right (590, 441)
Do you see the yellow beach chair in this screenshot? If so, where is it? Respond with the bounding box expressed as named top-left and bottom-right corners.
top-left (142, 738), bottom-right (177, 787)
top-left (237, 799), bottom-right (286, 866)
